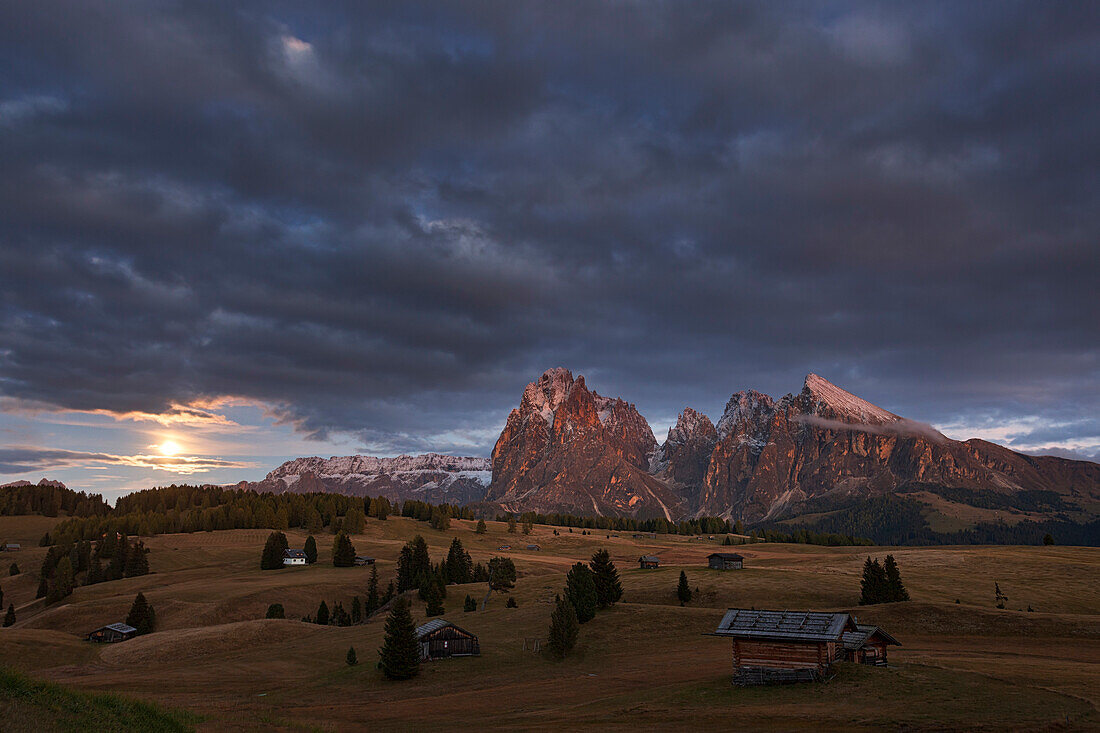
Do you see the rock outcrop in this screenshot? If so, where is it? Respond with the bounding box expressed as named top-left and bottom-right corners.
top-left (486, 368), bottom-right (681, 519)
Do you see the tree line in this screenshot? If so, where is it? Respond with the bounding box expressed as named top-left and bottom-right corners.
top-left (0, 483), bottom-right (110, 518)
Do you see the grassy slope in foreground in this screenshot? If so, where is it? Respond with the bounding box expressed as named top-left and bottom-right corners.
top-left (0, 667), bottom-right (199, 733)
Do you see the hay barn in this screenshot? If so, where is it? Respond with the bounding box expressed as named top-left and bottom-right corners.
top-left (415, 619), bottom-right (480, 661)
top-left (639, 555), bottom-right (660, 569)
top-left (708, 552), bottom-right (744, 570)
top-left (87, 622), bottom-right (137, 643)
top-left (713, 609), bottom-right (892, 685)
top-left (841, 624), bottom-right (900, 665)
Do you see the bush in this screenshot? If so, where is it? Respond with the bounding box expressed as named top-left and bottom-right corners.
top-left (265, 603), bottom-right (285, 619)
top-left (346, 646), bottom-right (358, 666)
top-left (505, 597), bottom-right (518, 608)
top-left (463, 594), bottom-right (477, 612)
top-left (8, 563), bottom-right (19, 576)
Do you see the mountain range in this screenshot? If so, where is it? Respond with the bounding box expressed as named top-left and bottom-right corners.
top-left (242, 368), bottom-right (1100, 528)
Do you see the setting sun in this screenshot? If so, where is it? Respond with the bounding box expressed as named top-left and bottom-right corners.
top-left (158, 440), bottom-right (182, 456)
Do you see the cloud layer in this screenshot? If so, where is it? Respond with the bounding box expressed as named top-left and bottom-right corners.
top-left (0, 2), bottom-right (1097, 462)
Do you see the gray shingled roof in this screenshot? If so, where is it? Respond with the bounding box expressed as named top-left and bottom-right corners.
top-left (283, 549), bottom-right (306, 558)
top-left (104, 622), bottom-right (137, 634)
top-left (415, 618), bottom-right (477, 640)
top-left (714, 609), bottom-right (856, 642)
top-left (842, 624), bottom-right (901, 649)
top-left (639, 555), bottom-right (660, 562)
top-left (708, 553), bottom-right (744, 560)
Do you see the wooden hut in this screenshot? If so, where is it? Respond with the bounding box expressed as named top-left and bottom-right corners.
top-left (353, 555), bottom-right (375, 566)
top-left (639, 555), bottom-right (660, 569)
top-left (282, 549), bottom-right (307, 566)
top-left (86, 622), bottom-right (137, 643)
top-left (708, 552), bottom-right (744, 570)
top-left (712, 609), bottom-right (862, 685)
top-left (841, 624), bottom-right (900, 665)
top-left (415, 619), bottom-right (480, 661)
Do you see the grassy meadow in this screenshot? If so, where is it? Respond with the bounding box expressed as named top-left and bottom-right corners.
top-left (0, 514), bottom-right (1097, 731)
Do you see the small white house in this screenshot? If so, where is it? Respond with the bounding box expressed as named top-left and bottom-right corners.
top-left (283, 549), bottom-right (307, 566)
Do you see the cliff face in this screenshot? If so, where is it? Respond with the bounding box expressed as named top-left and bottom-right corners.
top-left (650, 407), bottom-right (717, 502)
top-left (487, 368), bottom-right (681, 519)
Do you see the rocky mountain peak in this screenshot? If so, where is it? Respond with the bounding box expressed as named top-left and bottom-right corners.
top-left (800, 373), bottom-right (900, 425)
top-left (667, 407), bottom-right (716, 444)
top-left (716, 390), bottom-right (776, 439)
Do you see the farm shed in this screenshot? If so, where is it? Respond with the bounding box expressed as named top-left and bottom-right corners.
top-left (841, 624), bottom-right (900, 666)
top-left (525, 544), bottom-right (540, 551)
top-left (283, 549), bottom-right (307, 566)
top-left (415, 619), bottom-right (480, 661)
top-left (354, 556), bottom-right (375, 566)
top-left (713, 609), bottom-right (863, 685)
top-left (708, 552), bottom-right (744, 570)
top-left (2, 543), bottom-right (21, 551)
top-left (87, 622), bottom-right (137, 643)
top-left (639, 555), bottom-right (660, 569)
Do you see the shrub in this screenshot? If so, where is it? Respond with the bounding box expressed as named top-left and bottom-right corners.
top-left (265, 603), bottom-right (285, 619)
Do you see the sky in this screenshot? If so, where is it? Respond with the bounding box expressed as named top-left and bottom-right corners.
top-left (1, 2), bottom-right (1098, 500)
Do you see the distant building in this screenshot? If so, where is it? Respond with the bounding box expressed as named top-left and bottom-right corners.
top-left (498, 545), bottom-right (511, 550)
top-left (707, 552), bottom-right (744, 570)
top-left (2, 543), bottom-right (20, 551)
top-left (283, 549), bottom-right (307, 566)
top-left (415, 619), bottom-right (480, 661)
top-left (632, 533), bottom-right (656, 539)
top-left (639, 555), bottom-right (660, 569)
top-left (841, 624), bottom-right (901, 666)
top-left (86, 623), bottom-right (137, 643)
top-left (353, 556), bottom-right (375, 566)
top-left (525, 544), bottom-right (540, 551)
top-left (712, 609), bottom-right (897, 685)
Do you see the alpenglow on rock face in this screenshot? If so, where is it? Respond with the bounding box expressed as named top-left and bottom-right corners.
top-left (240, 369), bottom-right (1100, 525)
top-left (486, 368), bottom-right (681, 519)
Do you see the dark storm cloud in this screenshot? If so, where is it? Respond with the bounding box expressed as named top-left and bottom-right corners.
top-left (1, 1), bottom-right (1097, 455)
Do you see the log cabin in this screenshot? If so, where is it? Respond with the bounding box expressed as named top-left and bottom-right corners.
top-left (841, 624), bottom-right (900, 665)
top-left (415, 619), bottom-right (480, 661)
top-left (707, 552), bottom-right (744, 570)
top-left (713, 609), bottom-right (877, 685)
top-left (639, 555), bottom-right (660, 569)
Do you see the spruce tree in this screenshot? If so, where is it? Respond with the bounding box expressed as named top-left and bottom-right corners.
top-left (346, 646), bottom-right (358, 666)
top-left (304, 535), bottom-right (318, 564)
top-left (882, 554), bottom-right (909, 602)
top-left (506, 597), bottom-right (518, 608)
top-left (507, 517), bottom-right (517, 533)
top-left (124, 541), bottom-right (149, 577)
top-left (126, 592), bottom-right (156, 635)
top-left (351, 595), bottom-right (362, 624)
top-left (332, 532), bottom-right (357, 567)
top-left (589, 549), bottom-right (623, 608)
top-left (445, 537), bottom-right (473, 585)
top-left (260, 532), bottom-right (289, 570)
top-left (860, 557), bottom-right (889, 605)
top-left (366, 564), bottom-right (380, 615)
top-left (475, 519), bottom-right (487, 535)
top-left (565, 562), bottom-right (597, 623)
top-left (463, 594), bottom-right (477, 612)
top-left (0, 584), bottom-right (3, 610)
top-left (547, 594), bottom-right (579, 659)
top-left (425, 581), bottom-right (444, 616)
top-left (396, 545), bottom-right (415, 592)
top-left (995, 582), bottom-right (1008, 609)
top-left (1043, 533), bottom-right (1055, 546)
top-left (266, 603), bottom-right (285, 619)
top-left (379, 598), bottom-right (420, 680)
top-left (677, 570), bottom-right (692, 606)
top-left (316, 600), bottom-right (330, 625)
top-left (47, 558), bottom-right (75, 604)
top-left (2, 604), bottom-right (14, 628)
top-left (409, 535), bottom-right (432, 586)
top-left (8, 563), bottom-right (19, 576)
top-left (36, 576), bottom-right (48, 599)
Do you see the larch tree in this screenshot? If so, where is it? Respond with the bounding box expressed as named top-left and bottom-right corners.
top-left (126, 592), bottom-right (156, 635)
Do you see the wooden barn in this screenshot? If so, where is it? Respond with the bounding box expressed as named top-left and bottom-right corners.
top-left (353, 555), bottom-right (375, 566)
top-left (415, 619), bottom-right (480, 661)
top-left (713, 609), bottom-right (879, 685)
top-left (708, 552), bottom-right (744, 570)
top-left (841, 624), bottom-right (900, 665)
top-left (86, 622), bottom-right (137, 643)
top-left (638, 555), bottom-right (660, 569)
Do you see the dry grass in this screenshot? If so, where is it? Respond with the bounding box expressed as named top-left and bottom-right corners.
top-left (0, 515), bottom-right (1096, 731)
